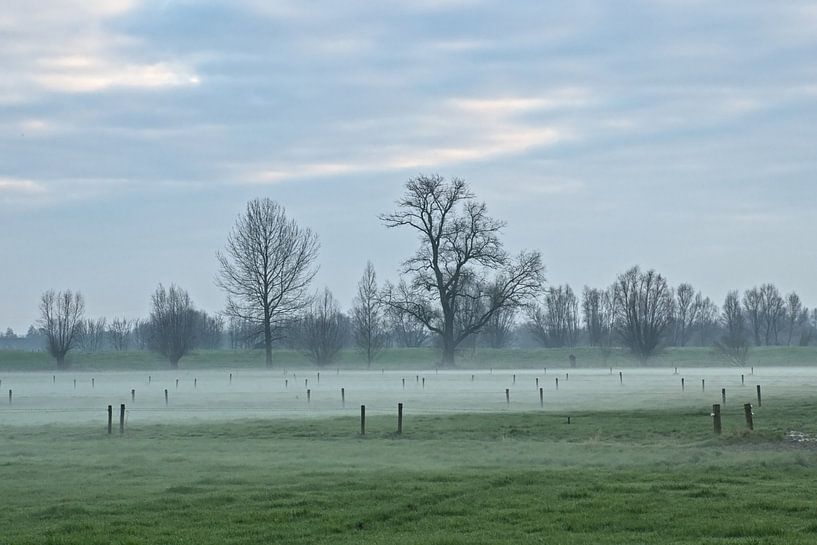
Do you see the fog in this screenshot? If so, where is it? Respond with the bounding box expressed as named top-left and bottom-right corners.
top-left (1, 366), bottom-right (814, 427)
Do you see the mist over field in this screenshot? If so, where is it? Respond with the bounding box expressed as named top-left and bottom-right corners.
top-left (2, 1), bottom-right (817, 544)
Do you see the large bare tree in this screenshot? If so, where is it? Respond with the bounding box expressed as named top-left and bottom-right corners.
top-left (351, 262), bottom-right (387, 367)
top-left (39, 290), bottom-right (85, 369)
top-left (147, 284), bottom-right (197, 368)
top-left (381, 175), bottom-right (544, 367)
top-left (527, 285), bottom-right (579, 348)
top-left (217, 198), bottom-right (319, 367)
top-left (611, 266), bottom-right (674, 362)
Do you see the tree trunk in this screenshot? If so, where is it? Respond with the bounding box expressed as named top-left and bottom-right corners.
top-left (264, 317), bottom-right (273, 368)
top-left (169, 357), bottom-right (179, 370)
top-left (56, 355), bottom-right (67, 370)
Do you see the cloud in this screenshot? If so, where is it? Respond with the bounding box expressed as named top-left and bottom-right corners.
top-left (1, 0), bottom-right (199, 98)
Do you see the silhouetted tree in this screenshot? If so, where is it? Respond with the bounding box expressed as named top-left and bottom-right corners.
top-left (296, 288), bottom-right (348, 366)
top-left (108, 317), bottom-right (131, 351)
top-left (611, 266), bottom-right (674, 362)
top-left (582, 286), bottom-right (615, 363)
top-left (39, 289), bottom-right (85, 369)
top-left (351, 262), bottom-right (387, 367)
top-left (785, 292), bottom-right (803, 347)
top-left (194, 311), bottom-right (224, 350)
top-left (78, 317), bottom-right (106, 352)
top-left (481, 305), bottom-right (516, 349)
top-left (527, 285), bottom-right (579, 348)
top-left (381, 175), bottom-right (544, 366)
top-left (673, 283), bottom-right (704, 346)
top-left (147, 284), bottom-right (197, 369)
top-left (715, 290), bottom-right (749, 366)
top-left (217, 198), bottom-right (319, 367)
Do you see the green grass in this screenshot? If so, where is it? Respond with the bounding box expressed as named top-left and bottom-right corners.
top-left (2, 398), bottom-right (817, 544)
top-left (1, 345), bottom-right (816, 371)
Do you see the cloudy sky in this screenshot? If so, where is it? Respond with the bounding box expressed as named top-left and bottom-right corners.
top-left (1, 0), bottom-right (816, 331)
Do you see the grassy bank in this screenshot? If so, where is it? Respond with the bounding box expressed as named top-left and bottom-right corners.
top-left (2, 398), bottom-right (817, 544)
top-left (1, 345), bottom-right (816, 372)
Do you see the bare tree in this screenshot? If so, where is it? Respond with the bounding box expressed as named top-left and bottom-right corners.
top-left (194, 311), bottom-right (224, 349)
top-left (527, 285), bottom-right (579, 348)
top-left (351, 262), bottom-right (387, 367)
top-left (759, 283), bottom-right (786, 345)
top-left (78, 317), bottom-right (106, 352)
top-left (611, 266), bottom-right (674, 362)
top-left (384, 295), bottom-right (428, 347)
top-left (481, 305), bottom-right (516, 349)
top-left (227, 317), bottom-right (258, 350)
top-left (108, 317), bottom-right (131, 351)
top-left (673, 283), bottom-right (703, 346)
top-left (715, 290), bottom-right (749, 366)
top-left (296, 288), bottom-right (348, 366)
top-left (217, 198), bottom-right (319, 367)
top-left (381, 175), bottom-right (544, 366)
top-left (582, 286), bottom-right (615, 363)
top-left (39, 290), bottom-right (85, 369)
top-left (693, 296), bottom-right (719, 346)
top-left (147, 284), bottom-right (197, 369)
top-left (742, 287), bottom-right (762, 346)
top-left (785, 292), bottom-right (803, 346)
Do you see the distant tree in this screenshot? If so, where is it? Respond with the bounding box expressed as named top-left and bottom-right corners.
top-left (742, 287), bottom-right (763, 345)
top-left (132, 319), bottom-right (150, 350)
top-left (78, 317), bottom-right (107, 352)
top-left (693, 296), bottom-right (719, 346)
top-left (39, 290), bottom-right (85, 369)
top-left (3, 327), bottom-right (15, 339)
top-left (582, 286), bottom-right (615, 363)
top-left (296, 288), bottom-right (348, 366)
top-left (758, 283), bottom-right (786, 345)
top-left (527, 285), bottom-right (579, 348)
top-left (384, 296), bottom-right (428, 347)
top-left (217, 198), bottom-right (320, 367)
top-left (481, 305), bottom-right (516, 349)
top-left (715, 290), bottom-right (750, 366)
top-left (108, 317), bottom-right (131, 351)
top-left (351, 262), bottom-right (387, 367)
top-left (381, 175), bottom-right (544, 366)
top-left (194, 311), bottom-right (224, 350)
top-left (673, 283), bottom-right (704, 346)
top-left (611, 266), bottom-right (674, 362)
top-left (785, 292), bottom-right (804, 347)
top-left (147, 284), bottom-right (197, 369)
top-left (227, 317), bottom-right (258, 350)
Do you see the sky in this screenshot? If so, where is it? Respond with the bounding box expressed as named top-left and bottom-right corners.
top-left (1, 0), bottom-right (816, 332)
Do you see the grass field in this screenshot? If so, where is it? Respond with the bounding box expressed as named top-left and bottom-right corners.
top-left (1, 345), bottom-right (817, 371)
top-left (2, 397), bottom-right (817, 544)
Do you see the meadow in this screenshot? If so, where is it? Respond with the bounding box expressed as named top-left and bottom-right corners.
top-left (1, 362), bottom-right (817, 544)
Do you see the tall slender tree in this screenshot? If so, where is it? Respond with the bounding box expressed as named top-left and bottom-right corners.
top-left (217, 198), bottom-right (319, 367)
top-left (351, 262), bottom-right (387, 367)
top-left (39, 290), bottom-right (85, 369)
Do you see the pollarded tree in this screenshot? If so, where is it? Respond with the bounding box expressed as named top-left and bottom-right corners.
top-left (217, 198), bottom-right (320, 367)
top-left (39, 289), bottom-right (85, 369)
top-left (351, 262), bottom-right (387, 368)
top-left (147, 284), bottom-right (197, 369)
top-left (381, 175), bottom-right (544, 367)
top-left (611, 266), bottom-right (674, 362)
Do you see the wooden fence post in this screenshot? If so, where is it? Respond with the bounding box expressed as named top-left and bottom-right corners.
top-left (307, 389), bottom-right (311, 404)
top-left (164, 389), bottom-right (168, 405)
top-left (712, 404), bottom-right (722, 434)
top-left (360, 405), bottom-right (366, 435)
top-left (744, 403), bottom-right (754, 430)
top-left (555, 377), bottom-right (559, 390)
top-left (119, 404), bottom-right (125, 434)
top-left (107, 405), bottom-right (112, 434)
top-left (539, 387), bottom-right (544, 407)
top-left (741, 374), bottom-right (744, 386)
top-left (131, 389), bottom-right (135, 402)
top-left (721, 388), bottom-right (726, 404)
top-left (7, 389), bottom-right (11, 404)
top-left (756, 384), bottom-right (762, 407)
top-left (681, 378), bottom-right (685, 391)
top-left (619, 371), bottom-right (623, 384)
top-left (702, 379), bottom-right (705, 392)
top-left (397, 403), bottom-right (403, 435)
top-left (505, 388), bottom-right (510, 404)
top-left (341, 387), bottom-right (345, 408)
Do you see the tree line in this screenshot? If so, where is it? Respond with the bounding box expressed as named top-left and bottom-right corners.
top-left (3, 175), bottom-right (815, 368)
